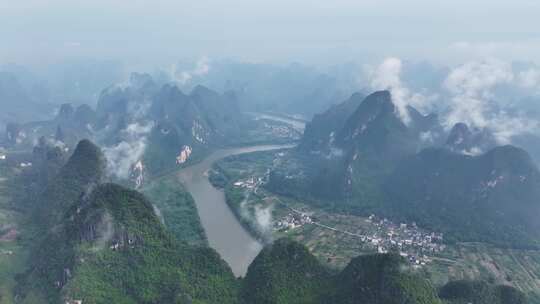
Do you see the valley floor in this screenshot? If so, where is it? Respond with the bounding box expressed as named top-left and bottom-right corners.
top-left (211, 149), bottom-right (540, 303)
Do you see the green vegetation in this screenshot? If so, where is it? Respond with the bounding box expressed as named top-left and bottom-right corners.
top-left (271, 91), bottom-right (540, 250)
top-left (439, 280), bottom-right (527, 304)
top-left (142, 174), bottom-right (207, 246)
top-left (213, 146), bottom-right (540, 303)
top-left (211, 151), bottom-right (288, 242)
top-left (332, 253), bottom-right (441, 304)
top-left (385, 146), bottom-right (540, 248)
top-left (0, 162), bottom-right (32, 304)
top-left (34, 139), bottom-right (105, 228)
top-left (2, 136), bottom-right (533, 303)
top-left (241, 239), bottom-right (517, 304)
top-left (18, 183), bottom-right (240, 304)
top-left (425, 242), bottom-right (540, 303)
top-left (11, 140), bottom-right (239, 303)
top-left (241, 238), bottom-right (330, 304)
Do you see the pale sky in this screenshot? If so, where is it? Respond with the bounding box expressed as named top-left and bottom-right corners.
top-left (1, 0), bottom-right (540, 66)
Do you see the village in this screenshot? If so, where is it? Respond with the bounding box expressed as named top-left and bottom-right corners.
top-left (233, 176), bottom-right (265, 190)
top-left (256, 119), bottom-right (301, 141)
top-left (262, 121), bottom-right (300, 139)
top-left (273, 207), bottom-right (446, 267)
top-left (232, 167), bottom-right (447, 268)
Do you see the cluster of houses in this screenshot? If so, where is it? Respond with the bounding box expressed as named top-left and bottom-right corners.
top-left (274, 210), bottom-right (445, 267)
top-left (0, 249), bottom-right (13, 255)
top-left (233, 176), bottom-right (264, 189)
top-left (229, 158), bottom-right (446, 268)
top-left (19, 162), bottom-right (32, 168)
top-left (361, 214), bottom-right (446, 266)
top-left (0, 147), bottom-right (6, 161)
top-left (0, 151), bottom-right (34, 168)
top-left (262, 121), bottom-right (299, 139)
top-left (275, 212), bottom-right (313, 230)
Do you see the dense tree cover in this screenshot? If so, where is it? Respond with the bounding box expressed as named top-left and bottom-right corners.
top-left (439, 280), bottom-right (527, 304)
top-left (241, 238), bottom-right (331, 304)
top-left (385, 145), bottom-right (540, 248)
top-left (33, 139), bottom-right (105, 228)
top-left (142, 175), bottom-right (207, 246)
top-left (17, 183), bottom-right (239, 304)
top-left (241, 241), bottom-right (525, 304)
top-left (330, 253), bottom-right (441, 304)
top-left (15, 140), bottom-right (239, 303)
top-left (210, 151), bottom-right (288, 242)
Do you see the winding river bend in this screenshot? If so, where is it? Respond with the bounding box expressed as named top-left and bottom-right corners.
top-left (177, 144), bottom-right (295, 277)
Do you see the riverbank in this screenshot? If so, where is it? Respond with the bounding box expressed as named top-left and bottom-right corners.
top-left (176, 144), bottom-right (295, 277)
top-left (209, 150), bottom-right (284, 244)
top-left (144, 110), bottom-right (303, 180)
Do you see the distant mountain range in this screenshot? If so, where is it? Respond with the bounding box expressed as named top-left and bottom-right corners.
top-left (169, 61), bottom-right (360, 118)
top-left (270, 90), bottom-right (540, 248)
top-left (93, 74), bottom-right (248, 175)
top-left (2, 74), bottom-right (258, 184)
top-left (0, 71), bottom-right (55, 129)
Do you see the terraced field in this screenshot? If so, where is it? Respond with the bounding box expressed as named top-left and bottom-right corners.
top-left (428, 243), bottom-right (540, 302)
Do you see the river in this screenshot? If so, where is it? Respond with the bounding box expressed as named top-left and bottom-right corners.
top-left (177, 144), bottom-right (295, 277)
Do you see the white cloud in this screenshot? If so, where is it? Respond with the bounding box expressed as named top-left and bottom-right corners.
top-left (444, 59), bottom-right (514, 98)
top-left (443, 59), bottom-right (513, 129)
top-left (254, 204), bottom-right (273, 234)
top-left (369, 57), bottom-right (432, 125)
top-left (461, 146), bottom-right (483, 156)
top-left (443, 59), bottom-right (539, 144)
top-left (171, 56), bottom-right (211, 85)
top-left (490, 113), bottom-right (539, 144)
top-left (103, 121), bottom-right (154, 179)
top-left (518, 68), bottom-right (540, 89)
top-left (238, 191), bottom-right (274, 239)
top-left (419, 131), bottom-right (437, 144)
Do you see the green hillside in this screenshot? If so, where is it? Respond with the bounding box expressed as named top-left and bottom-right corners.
top-left (15, 140), bottom-right (239, 303)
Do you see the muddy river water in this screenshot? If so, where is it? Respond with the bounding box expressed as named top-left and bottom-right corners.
top-left (177, 144), bottom-right (295, 276)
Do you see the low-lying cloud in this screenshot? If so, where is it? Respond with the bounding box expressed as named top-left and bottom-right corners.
top-left (170, 56), bottom-right (211, 85)
top-left (369, 57), bottom-right (433, 125)
top-left (254, 204), bottom-right (273, 235)
top-left (103, 121), bottom-right (154, 179)
top-left (443, 59), bottom-right (514, 129)
top-left (443, 59), bottom-right (539, 144)
top-left (366, 57), bottom-right (540, 145)
top-left (518, 68), bottom-right (540, 90)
